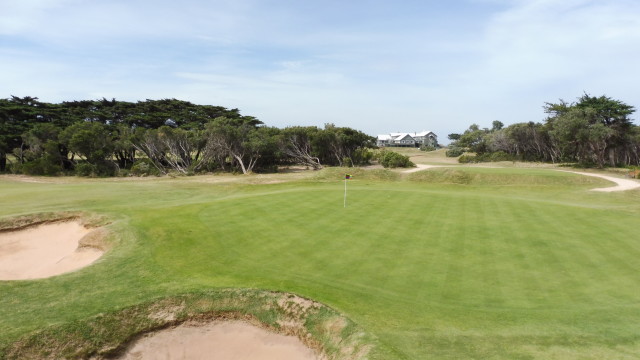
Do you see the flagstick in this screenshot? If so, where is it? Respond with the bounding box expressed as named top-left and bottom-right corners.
top-left (344, 177), bottom-right (347, 208)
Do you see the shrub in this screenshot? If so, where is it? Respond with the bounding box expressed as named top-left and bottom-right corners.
top-left (352, 148), bottom-right (374, 165)
top-left (458, 155), bottom-right (478, 163)
top-left (74, 162), bottom-right (117, 177)
top-left (420, 145), bottom-right (437, 152)
top-left (74, 163), bottom-right (98, 177)
top-left (96, 162), bottom-right (118, 177)
top-left (21, 159), bottom-right (63, 176)
top-left (7, 162), bottom-right (23, 174)
top-left (445, 147), bottom-right (465, 157)
top-left (459, 152), bottom-right (515, 164)
top-left (254, 164), bottom-right (278, 173)
top-left (130, 159), bottom-right (161, 177)
top-left (489, 151), bottom-right (514, 162)
top-left (377, 150), bottom-right (415, 168)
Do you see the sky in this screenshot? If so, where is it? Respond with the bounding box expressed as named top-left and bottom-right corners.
top-left (2, 0), bottom-right (640, 142)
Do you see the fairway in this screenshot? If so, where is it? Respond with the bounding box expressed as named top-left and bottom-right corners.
top-left (1, 167), bottom-right (640, 359)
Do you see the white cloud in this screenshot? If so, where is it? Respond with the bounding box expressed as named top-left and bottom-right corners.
top-left (477, 0), bottom-right (640, 84)
top-left (434, 0), bottom-right (640, 129)
top-left (0, 0), bottom-right (75, 34)
top-left (1, 0), bottom-right (639, 138)
top-left (0, 0), bottom-right (255, 46)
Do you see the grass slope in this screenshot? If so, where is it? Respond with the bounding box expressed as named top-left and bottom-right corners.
top-left (1, 167), bottom-right (640, 359)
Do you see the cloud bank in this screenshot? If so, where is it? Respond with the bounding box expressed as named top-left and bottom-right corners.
top-left (1, 0), bottom-right (639, 140)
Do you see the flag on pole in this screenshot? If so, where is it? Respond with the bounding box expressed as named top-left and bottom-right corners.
top-left (344, 174), bottom-right (351, 207)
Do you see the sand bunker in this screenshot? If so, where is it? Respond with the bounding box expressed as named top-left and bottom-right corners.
top-left (402, 164), bottom-right (443, 173)
top-left (0, 221), bottom-right (103, 280)
top-left (117, 320), bottom-right (318, 360)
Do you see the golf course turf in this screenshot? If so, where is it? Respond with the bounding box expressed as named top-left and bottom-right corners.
top-left (1, 164), bottom-right (640, 359)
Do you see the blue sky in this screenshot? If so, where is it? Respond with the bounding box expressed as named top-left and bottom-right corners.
top-left (2, 0), bottom-right (639, 142)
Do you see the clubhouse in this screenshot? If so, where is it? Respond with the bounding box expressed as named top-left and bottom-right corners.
top-left (376, 131), bottom-right (438, 148)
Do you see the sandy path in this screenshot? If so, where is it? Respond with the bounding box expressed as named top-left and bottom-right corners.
top-left (563, 171), bottom-right (640, 192)
top-left (0, 221), bottom-right (103, 280)
top-left (401, 165), bottom-right (640, 192)
top-left (117, 320), bottom-right (318, 360)
top-left (402, 164), bottom-right (443, 173)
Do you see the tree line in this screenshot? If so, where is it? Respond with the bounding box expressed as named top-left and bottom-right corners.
top-left (447, 94), bottom-right (640, 168)
top-left (0, 96), bottom-right (376, 176)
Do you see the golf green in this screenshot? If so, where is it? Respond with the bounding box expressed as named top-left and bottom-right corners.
top-left (1, 167), bottom-right (639, 359)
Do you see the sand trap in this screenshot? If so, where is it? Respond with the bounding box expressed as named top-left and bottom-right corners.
top-left (402, 164), bottom-right (444, 173)
top-left (117, 320), bottom-right (318, 360)
top-left (0, 221), bottom-right (103, 280)
top-left (564, 171), bottom-right (640, 192)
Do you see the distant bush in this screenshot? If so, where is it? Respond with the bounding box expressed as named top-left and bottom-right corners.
top-left (420, 145), bottom-right (437, 152)
top-left (377, 149), bottom-right (415, 168)
top-left (459, 151), bottom-right (515, 164)
top-left (352, 148), bottom-right (374, 165)
top-left (21, 159), bottom-right (63, 176)
top-left (445, 147), bottom-right (465, 157)
top-left (6, 162), bottom-right (22, 174)
top-left (458, 155), bottom-right (478, 163)
top-left (74, 161), bottom-right (118, 177)
top-left (130, 159), bottom-right (161, 177)
top-left (74, 163), bottom-right (98, 177)
top-left (253, 164), bottom-right (278, 173)
top-left (487, 151), bottom-right (515, 162)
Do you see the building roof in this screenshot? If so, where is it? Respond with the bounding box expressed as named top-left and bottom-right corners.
top-left (378, 132), bottom-right (437, 141)
top-left (393, 133), bottom-right (414, 141)
top-left (413, 131), bottom-right (435, 137)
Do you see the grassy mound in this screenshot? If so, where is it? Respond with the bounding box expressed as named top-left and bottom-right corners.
top-left (2, 289), bottom-right (371, 359)
top-left (0, 211), bottom-right (110, 232)
top-left (406, 167), bottom-right (612, 187)
top-left (312, 167), bottom-right (400, 182)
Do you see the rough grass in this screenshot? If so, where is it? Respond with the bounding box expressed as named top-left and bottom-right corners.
top-left (313, 166), bottom-right (401, 182)
top-left (1, 167), bottom-right (640, 359)
top-left (386, 147), bottom-right (459, 165)
top-left (0, 211), bottom-right (81, 232)
top-left (406, 167), bottom-right (613, 186)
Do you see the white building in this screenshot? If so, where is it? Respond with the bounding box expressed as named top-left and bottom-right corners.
top-left (377, 131), bottom-right (438, 148)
